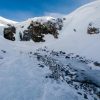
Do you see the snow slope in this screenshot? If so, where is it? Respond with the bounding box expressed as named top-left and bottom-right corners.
top-left (0, 16), bottom-right (17, 26)
top-left (0, 0), bottom-right (100, 100)
top-left (2, 0), bottom-right (99, 61)
top-left (0, 16), bottom-right (17, 27)
top-left (0, 36), bottom-right (100, 100)
top-left (45, 0), bottom-right (100, 62)
top-left (0, 16), bottom-right (17, 35)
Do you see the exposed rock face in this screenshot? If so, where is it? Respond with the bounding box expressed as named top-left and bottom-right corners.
top-left (20, 18), bottom-right (63, 42)
top-left (87, 23), bottom-right (100, 34)
top-left (4, 24), bottom-right (16, 41)
top-left (3, 18), bottom-right (63, 42)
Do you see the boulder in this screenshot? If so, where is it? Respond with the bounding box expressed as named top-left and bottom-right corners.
top-left (87, 23), bottom-right (100, 34)
top-left (4, 25), bottom-right (16, 41)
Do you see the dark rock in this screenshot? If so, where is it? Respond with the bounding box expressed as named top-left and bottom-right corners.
top-left (39, 64), bottom-right (44, 68)
top-left (94, 97), bottom-right (97, 100)
top-left (94, 61), bottom-right (100, 67)
top-left (59, 51), bottom-right (66, 54)
top-left (63, 18), bottom-right (66, 20)
top-left (84, 94), bottom-right (88, 99)
top-left (4, 25), bottom-right (16, 41)
top-left (4, 18), bottom-right (63, 42)
top-left (87, 23), bottom-right (99, 34)
top-left (77, 92), bottom-right (82, 95)
top-left (29, 52), bottom-right (32, 54)
top-left (1, 50), bottom-right (6, 53)
top-left (96, 92), bottom-right (100, 98)
top-left (65, 56), bottom-right (70, 59)
top-left (76, 55), bottom-right (80, 58)
top-left (73, 29), bottom-right (76, 32)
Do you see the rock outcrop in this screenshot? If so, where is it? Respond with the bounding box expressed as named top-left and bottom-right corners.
top-left (3, 17), bottom-right (63, 42)
top-left (87, 23), bottom-right (100, 34)
top-left (4, 24), bottom-right (16, 41)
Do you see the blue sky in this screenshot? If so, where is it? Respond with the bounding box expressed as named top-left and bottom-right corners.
top-left (0, 0), bottom-right (93, 21)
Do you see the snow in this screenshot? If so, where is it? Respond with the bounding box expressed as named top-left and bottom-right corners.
top-left (0, 16), bottom-right (17, 26)
top-left (45, 0), bottom-right (100, 62)
top-left (0, 0), bottom-right (100, 100)
top-left (0, 16), bottom-right (18, 35)
top-left (0, 39), bottom-right (100, 100)
top-left (9, 0), bottom-right (100, 62)
top-left (0, 38), bottom-right (78, 100)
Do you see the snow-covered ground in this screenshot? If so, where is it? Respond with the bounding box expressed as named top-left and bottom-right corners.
top-left (0, 37), bottom-right (100, 100)
top-left (0, 0), bottom-right (100, 100)
top-left (46, 0), bottom-right (100, 62)
top-left (0, 16), bottom-right (17, 26)
top-left (0, 16), bottom-right (17, 35)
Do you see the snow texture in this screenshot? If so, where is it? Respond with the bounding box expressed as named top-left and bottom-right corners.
top-left (0, 0), bottom-right (100, 100)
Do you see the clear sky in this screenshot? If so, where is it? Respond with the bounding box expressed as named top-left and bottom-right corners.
top-left (0, 0), bottom-right (93, 21)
